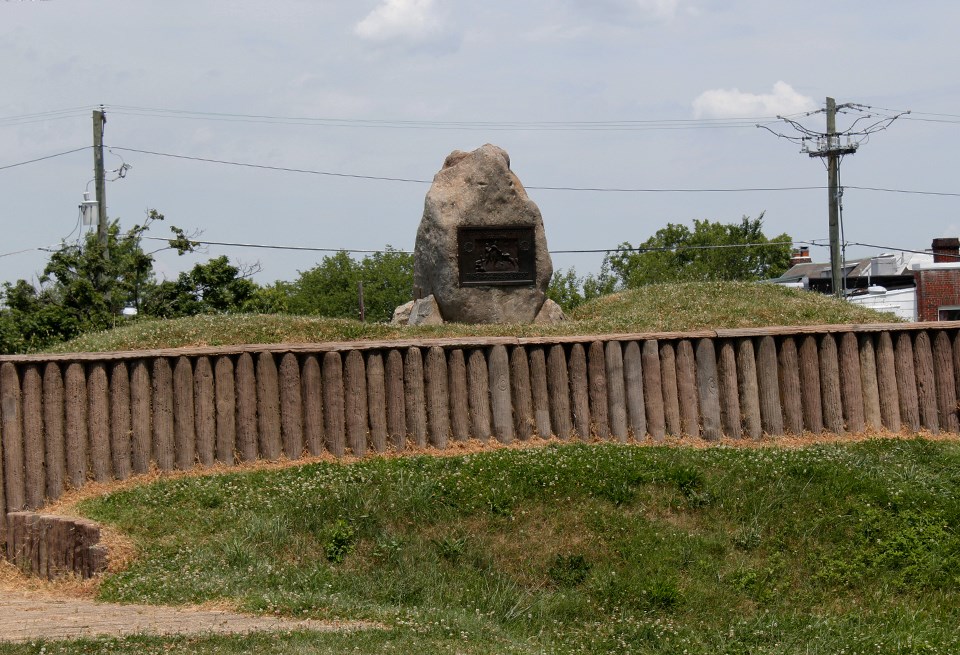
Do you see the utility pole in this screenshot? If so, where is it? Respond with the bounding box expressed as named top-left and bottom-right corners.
top-left (92, 108), bottom-right (108, 252)
top-left (810, 97), bottom-right (858, 298)
top-left (759, 97), bottom-right (907, 298)
top-left (826, 98), bottom-right (843, 297)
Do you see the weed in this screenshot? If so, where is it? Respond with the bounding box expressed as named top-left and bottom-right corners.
top-left (433, 535), bottom-right (467, 562)
top-left (323, 520), bottom-right (356, 564)
top-left (548, 553), bottom-right (591, 587)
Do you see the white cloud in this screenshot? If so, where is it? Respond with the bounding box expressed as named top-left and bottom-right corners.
top-left (692, 81), bottom-right (817, 119)
top-left (354, 0), bottom-right (443, 42)
top-left (634, 0), bottom-right (682, 20)
top-left (568, 0), bottom-right (695, 22)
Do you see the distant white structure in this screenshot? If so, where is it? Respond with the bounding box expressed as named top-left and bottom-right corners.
top-left (846, 285), bottom-right (916, 321)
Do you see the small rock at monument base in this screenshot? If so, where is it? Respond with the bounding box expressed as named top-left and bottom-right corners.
top-left (534, 299), bottom-right (567, 324)
top-left (407, 295), bottom-right (444, 326)
top-left (391, 300), bottom-right (415, 325)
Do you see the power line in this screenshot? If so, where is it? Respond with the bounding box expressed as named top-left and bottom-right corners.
top-left (0, 106), bottom-right (96, 127)
top-left (109, 145), bottom-right (830, 193)
top-left (108, 146), bottom-right (433, 184)
top-left (103, 104), bottom-right (781, 131)
top-left (846, 185), bottom-right (960, 198)
top-left (142, 236), bottom-right (414, 255)
top-left (143, 236), bottom-right (821, 257)
top-left (109, 145), bottom-right (960, 197)
top-left (0, 146), bottom-right (90, 172)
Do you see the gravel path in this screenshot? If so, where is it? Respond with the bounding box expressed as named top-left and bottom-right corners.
top-left (0, 591), bottom-right (369, 643)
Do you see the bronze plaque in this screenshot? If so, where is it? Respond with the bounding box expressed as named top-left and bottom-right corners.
top-left (458, 226), bottom-right (536, 287)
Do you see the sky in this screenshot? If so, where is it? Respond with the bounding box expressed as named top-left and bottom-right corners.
top-left (2, 0), bottom-right (960, 292)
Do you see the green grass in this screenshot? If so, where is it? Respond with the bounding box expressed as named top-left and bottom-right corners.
top-left (46, 282), bottom-right (897, 353)
top-left (10, 438), bottom-right (959, 654)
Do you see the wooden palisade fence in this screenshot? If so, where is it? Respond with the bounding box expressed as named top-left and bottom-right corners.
top-left (2, 321), bottom-right (960, 575)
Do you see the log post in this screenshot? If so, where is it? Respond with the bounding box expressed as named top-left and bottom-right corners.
top-left (173, 357), bottom-right (196, 470)
top-left (404, 347), bottom-right (428, 448)
top-left (510, 346), bottom-right (534, 441)
top-left (130, 360), bottom-right (152, 473)
top-left (587, 341), bottom-right (610, 439)
top-left (819, 335), bottom-right (844, 434)
top-left (529, 347), bottom-right (553, 438)
top-left (605, 341), bottom-right (628, 442)
top-left (932, 331), bottom-right (959, 433)
top-left (642, 340), bottom-right (666, 440)
top-left (322, 351), bottom-right (346, 457)
top-left (876, 332), bottom-right (901, 431)
top-left (214, 356), bottom-right (237, 464)
top-left (799, 335), bottom-right (823, 433)
top-left (717, 340), bottom-right (742, 439)
top-left (858, 335), bottom-right (883, 431)
top-left (344, 350), bottom-right (369, 456)
top-left (623, 342), bottom-right (647, 439)
top-left (737, 339), bottom-right (763, 439)
top-left (839, 333), bottom-right (865, 433)
top-left (152, 358), bottom-right (175, 471)
top-left (42, 363), bottom-right (65, 501)
top-left (756, 336), bottom-right (784, 435)
top-left (488, 345), bottom-right (514, 443)
top-left (256, 353), bottom-right (282, 460)
top-left (279, 353), bottom-right (305, 459)
top-left (110, 362), bottom-right (133, 478)
top-left (675, 340), bottom-right (700, 439)
top-left (448, 350), bottom-right (471, 441)
top-left (547, 345), bottom-right (573, 439)
top-left (777, 338), bottom-right (803, 435)
top-left (193, 357), bottom-right (216, 467)
top-left (385, 350), bottom-right (407, 449)
top-left (21, 365), bottom-right (44, 509)
top-left (468, 349), bottom-right (492, 441)
top-left (659, 342), bottom-right (681, 437)
top-left (568, 343), bottom-right (590, 440)
top-left (87, 363), bottom-right (112, 481)
top-left (424, 347), bottom-right (450, 449)
top-left (235, 353), bottom-right (259, 462)
top-left (695, 339), bottom-right (722, 441)
top-left (301, 355), bottom-right (326, 456)
top-left (366, 352), bottom-right (389, 452)
top-left (913, 332), bottom-right (939, 433)
top-left (894, 332), bottom-right (921, 432)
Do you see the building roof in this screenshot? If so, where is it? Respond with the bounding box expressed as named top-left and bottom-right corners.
top-left (777, 251), bottom-right (933, 282)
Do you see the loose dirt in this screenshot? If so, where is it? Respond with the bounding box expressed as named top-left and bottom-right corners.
top-left (0, 590), bottom-right (372, 643)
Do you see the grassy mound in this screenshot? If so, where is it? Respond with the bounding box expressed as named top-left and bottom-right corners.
top-left (68, 439), bottom-right (960, 654)
top-left (48, 282), bottom-right (898, 353)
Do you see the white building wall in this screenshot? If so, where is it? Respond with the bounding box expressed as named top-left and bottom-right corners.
top-left (847, 287), bottom-right (916, 321)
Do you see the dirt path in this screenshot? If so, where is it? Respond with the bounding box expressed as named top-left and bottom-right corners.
top-left (0, 589), bottom-right (372, 643)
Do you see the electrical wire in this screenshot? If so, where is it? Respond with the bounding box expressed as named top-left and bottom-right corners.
top-left (141, 236), bottom-right (821, 257)
top-left (103, 104), bottom-right (780, 132)
top-left (108, 147), bottom-right (433, 184)
top-left (845, 185), bottom-right (960, 198)
top-left (0, 146), bottom-right (90, 172)
top-left (108, 145), bottom-right (830, 192)
top-left (0, 106), bottom-right (96, 127)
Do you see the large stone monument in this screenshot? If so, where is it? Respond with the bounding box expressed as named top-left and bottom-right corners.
top-left (399, 144), bottom-right (564, 325)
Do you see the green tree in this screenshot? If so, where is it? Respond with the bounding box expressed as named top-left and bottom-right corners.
top-left (547, 264), bottom-right (617, 312)
top-left (287, 247), bottom-right (413, 322)
top-left (143, 256), bottom-right (258, 319)
top-left (0, 211), bottom-right (179, 352)
top-left (605, 214), bottom-right (792, 288)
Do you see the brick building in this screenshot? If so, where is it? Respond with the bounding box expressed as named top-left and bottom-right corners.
top-left (913, 237), bottom-right (960, 321)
